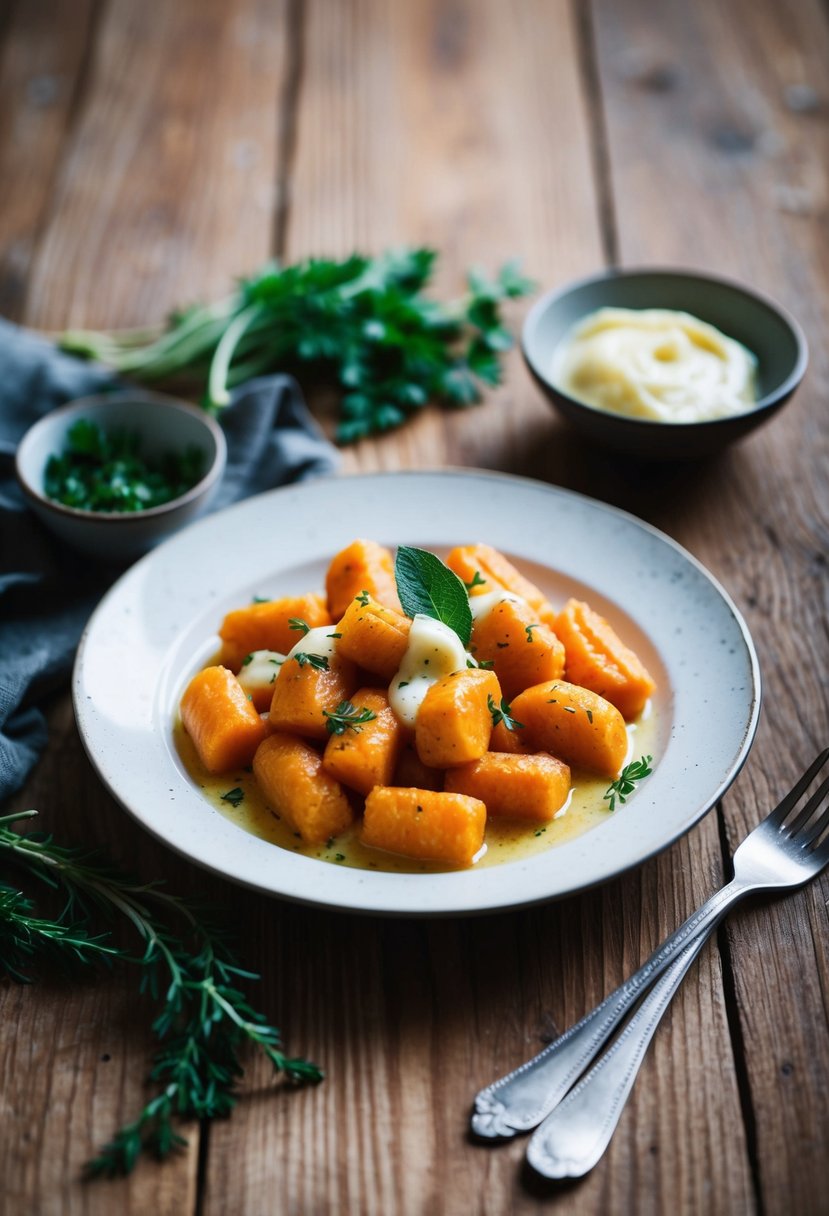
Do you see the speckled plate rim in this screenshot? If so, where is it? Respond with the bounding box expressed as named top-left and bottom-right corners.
top-left (72, 469), bottom-right (760, 916)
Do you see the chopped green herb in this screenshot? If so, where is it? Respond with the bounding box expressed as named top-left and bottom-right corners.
top-left (334, 854), bottom-right (346, 863)
top-left (252, 595), bottom-right (270, 604)
top-left (293, 652), bottom-right (329, 671)
top-left (604, 755), bottom-right (653, 813)
top-left (323, 700), bottom-right (377, 736)
top-left (220, 788), bottom-right (244, 808)
top-left (586, 709), bottom-right (593, 724)
top-left (397, 680), bottom-right (410, 689)
top-left (288, 618), bottom-right (310, 635)
top-left (241, 654), bottom-right (254, 666)
top-left (563, 706), bottom-right (576, 714)
top-left (327, 632), bottom-right (343, 639)
top-left (355, 590), bottom-right (371, 606)
top-left (464, 571), bottom-right (486, 591)
top-left (496, 641), bottom-right (509, 649)
top-left (487, 694), bottom-right (524, 732)
top-left (534, 828), bottom-right (546, 837)
top-left (43, 419), bottom-right (205, 515)
top-left (477, 658), bottom-right (495, 670)
top-left (525, 624), bottom-right (540, 643)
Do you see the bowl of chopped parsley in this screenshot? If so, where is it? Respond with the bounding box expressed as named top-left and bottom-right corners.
top-left (15, 391), bottom-right (226, 560)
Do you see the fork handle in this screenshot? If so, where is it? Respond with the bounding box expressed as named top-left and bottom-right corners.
top-left (526, 932), bottom-right (710, 1178)
top-left (471, 876), bottom-right (750, 1138)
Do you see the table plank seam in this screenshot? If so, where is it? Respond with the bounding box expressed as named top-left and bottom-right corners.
top-left (716, 800), bottom-right (764, 1216)
top-left (573, 0), bottom-right (619, 267)
top-left (272, 0), bottom-right (306, 259)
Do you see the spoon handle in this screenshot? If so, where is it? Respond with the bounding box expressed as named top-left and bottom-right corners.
top-left (471, 877), bottom-right (747, 1138)
top-left (526, 934), bottom-right (707, 1179)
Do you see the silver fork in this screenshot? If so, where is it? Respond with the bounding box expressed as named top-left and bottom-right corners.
top-left (472, 748), bottom-right (829, 1166)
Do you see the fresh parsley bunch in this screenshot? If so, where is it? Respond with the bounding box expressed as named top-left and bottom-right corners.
top-left (0, 810), bottom-right (321, 1177)
top-left (60, 249), bottom-right (534, 442)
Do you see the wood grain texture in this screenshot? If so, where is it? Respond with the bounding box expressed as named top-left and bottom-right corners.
top-left (23, 0), bottom-right (290, 331)
top-left (199, 2), bottom-right (754, 1212)
top-left (592, 0), bottom-right (829, 1212)
top-left (0, 0), bottom-right (291, 1211)
top-left (2, 0), bottom-right (826, 1212)
top-left (0, 0), bottom-right (99, 321)
top-left (284, 0), bottom-right (605, 477)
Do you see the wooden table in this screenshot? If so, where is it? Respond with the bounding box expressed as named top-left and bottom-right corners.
top-left (2, 2), bottom-right (827, 1212)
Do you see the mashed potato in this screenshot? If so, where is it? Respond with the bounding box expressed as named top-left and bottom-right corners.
top-left (551, 307), bottom-right (757, 423)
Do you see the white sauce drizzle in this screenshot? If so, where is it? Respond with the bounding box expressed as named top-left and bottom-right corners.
top-left (237, 649), bottom-right (285, 697)
top-left (388, 615), bottom-right (468, 728)
top-left (285, 625), bottom-right (339, 663)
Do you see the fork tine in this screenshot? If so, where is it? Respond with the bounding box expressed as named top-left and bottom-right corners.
top-left (767, 748), bottom-right (829, 830)
top-left (792, 778), bottom-right (829, 849)
top-left (785, 771), bottom-right (829, 839)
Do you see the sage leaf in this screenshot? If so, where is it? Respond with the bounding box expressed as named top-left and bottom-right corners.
top-left (394, 546), bottom-right (472, 646)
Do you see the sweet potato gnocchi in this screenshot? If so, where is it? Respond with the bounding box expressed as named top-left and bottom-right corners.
top-left (178, 540), bottom-right (657, 870)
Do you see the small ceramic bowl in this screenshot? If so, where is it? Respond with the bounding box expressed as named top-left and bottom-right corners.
top-left (522, 268), bottom-right (808, 459)
top-left (16, 391), bottom-right (227, 561)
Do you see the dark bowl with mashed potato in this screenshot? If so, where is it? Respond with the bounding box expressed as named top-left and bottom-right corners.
top-left (522, 268), bottom-right (807, 459)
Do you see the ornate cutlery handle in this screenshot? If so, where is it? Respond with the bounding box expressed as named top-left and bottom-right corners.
top-left (526, 933), bottom-right (709, 1178)
top-left (471, 877), bottom-right (748, 1138)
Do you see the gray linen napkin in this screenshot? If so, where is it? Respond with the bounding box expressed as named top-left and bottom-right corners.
top-left (0, 319), bottom-right (338, 800)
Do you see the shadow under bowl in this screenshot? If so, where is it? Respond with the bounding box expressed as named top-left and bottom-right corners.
top-left (15, 390), bottom-right (227, 562)
top-left (522, 267), bottom-right (808, 460)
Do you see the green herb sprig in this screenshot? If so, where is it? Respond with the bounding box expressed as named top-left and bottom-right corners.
top-left (323, 701), bottom-right (378, 736)
top-left (487, 694), bottom-right (523, 733)
top-left (604, 755), bottom-right (653, 812)
top-left (0, 810), bottom-right (321, 1177)
top-left (59, 250), bottom-right (534, 442)
top-left (292, 652), bottom-right (329, 671)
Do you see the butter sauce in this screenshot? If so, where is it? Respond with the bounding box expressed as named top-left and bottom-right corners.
top-left (175, 706), bottom-right (658, 874)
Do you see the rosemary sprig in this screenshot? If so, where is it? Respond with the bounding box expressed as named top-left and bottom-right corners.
top-left (323, 700), bottom-right (378, 736)
top-left (604, 755), bottom-right (653, 812)
top-left (0, 810), bottom-right (321, 1177)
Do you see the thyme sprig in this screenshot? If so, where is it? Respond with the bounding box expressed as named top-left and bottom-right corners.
top-left (604, 755), bottom-right (653, 812)
top-left (0, 810), bottom-right (321, 1177)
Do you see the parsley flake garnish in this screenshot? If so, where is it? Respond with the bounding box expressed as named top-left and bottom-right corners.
top-left (603, 755), bottom-right (653, 812)
top-left (525, 624), bottom-right (540, 643)
top-left (288, 618), bottom-right (310, 635)
top-left (252, 595), bottom-right (270, 603)
top-left (355, 590), bottom-right (371, 606)
top-left (220, 787), bottom-right (244, 808)
top-left (241, 654), bottom-right (254, 666)
top-left (323, 700), bottom-right (377, 736)
top-left (464, 571), bottom-right (486, 591)
top-left (487, 694), bottom-right (524, 732)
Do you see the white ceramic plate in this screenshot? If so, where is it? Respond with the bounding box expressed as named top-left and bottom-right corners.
top-left (73, 470), bottom-right (760, 915)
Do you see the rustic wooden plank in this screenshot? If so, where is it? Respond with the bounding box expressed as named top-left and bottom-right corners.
top-left (283, 0), bottom-right (604, 477)
top-left (202, 2), bottom-right (754, 1213)
top-left (592, 0), bottom-right (829, 1212)
top-left (0, 0), bottom-right (292, 1211)
top-left (23, 0), bottom-right (290, 331)
top-left (0, 0), bottom-right (99, 321)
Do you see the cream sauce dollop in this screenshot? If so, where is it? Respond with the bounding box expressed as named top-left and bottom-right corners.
top-left (551, 307), bottom-right (757, 423)
top-left (388, 614), bottom-right (468, 728)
